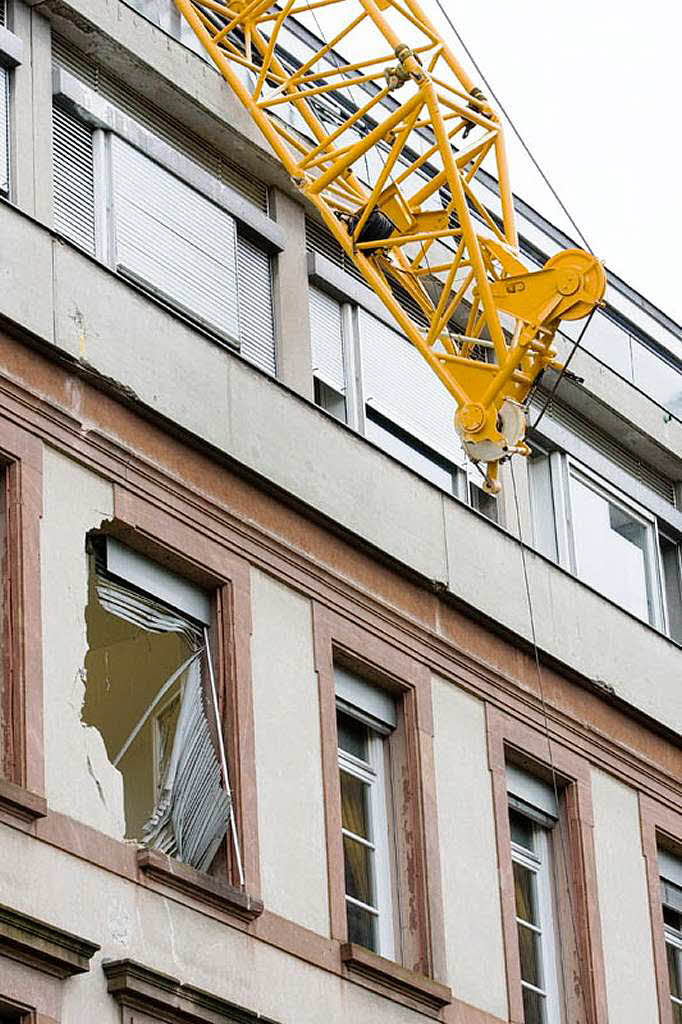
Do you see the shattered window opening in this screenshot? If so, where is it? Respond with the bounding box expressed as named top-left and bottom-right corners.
top-left (82, 538), bottom-right (233, 873)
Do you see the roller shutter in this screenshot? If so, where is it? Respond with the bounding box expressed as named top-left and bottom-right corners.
top-left (358, 309), bottom-right (464, 465)
top-left (110, 135), bottom-right (239, 345)
top-left (309, 286), bottom-right (345, 393)
top-left (238, 234), bottom-right (276, 375)
top-left (52, 105), bottom-right (96, 254)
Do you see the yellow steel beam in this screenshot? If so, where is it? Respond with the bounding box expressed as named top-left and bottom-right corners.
top-left (173, 0), bottom-right (606, 492)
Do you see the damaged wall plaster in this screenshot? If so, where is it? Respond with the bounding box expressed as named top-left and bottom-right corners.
top-left (41, 445), bottom-right (126, 838)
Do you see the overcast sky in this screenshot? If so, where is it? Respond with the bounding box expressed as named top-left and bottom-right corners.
top-left (425, 1), bottom-right (682, 324)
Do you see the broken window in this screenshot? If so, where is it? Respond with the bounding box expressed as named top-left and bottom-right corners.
top-left (83, 536), bottom-right (240, 876)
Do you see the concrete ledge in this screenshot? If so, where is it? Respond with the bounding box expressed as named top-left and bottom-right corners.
top-left (0, 26), bottom-right (23, 68)
top-left (137, 849), bottom-right (263, 921)
top-left (104, 958), bottom-right (281, 1024)
top-left (0, 902), bottom-right (99, 978)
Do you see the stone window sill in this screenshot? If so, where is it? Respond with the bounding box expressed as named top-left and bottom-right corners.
top-left (340, 943), bottom-right (452, 1016)
top-left (0, 777), bottom-right (47, 826)
top-left (137, 849), bottom-right (263, 922)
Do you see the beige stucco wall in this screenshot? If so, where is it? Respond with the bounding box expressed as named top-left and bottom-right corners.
top-left (591, 768), bottom-right (658, 1022)
top-left (250, 567), bottom-right (329, 936)
top-left (0, 822), bottom-right (426, 1024)
top-left (431, 676), bottom-right (508, 1019)
top-left (41, 445), bottom-right (125, 838)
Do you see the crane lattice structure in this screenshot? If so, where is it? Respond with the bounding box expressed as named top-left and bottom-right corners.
top-left (173, 0), bottom-right (606, 492)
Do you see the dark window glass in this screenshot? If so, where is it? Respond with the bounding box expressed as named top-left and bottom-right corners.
top-left (337, 710), bottom-right (368, 762)
top-left (346, 900), bottom-right (376, 950)
top-left (509, 808), bottom-right (535, 852)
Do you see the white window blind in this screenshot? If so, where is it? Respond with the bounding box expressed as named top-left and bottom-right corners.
top-left (506, 763), bottom-right (558, 820)
top-left (335, 665), bottom-right (396, 731)
top-left (237, 234), bottom-right (276, 375)
top-left (358, 308), bottom-right (465, 466)
top-left (309, 286), bottom-right (345, 393)
top-left (0, 66), bottom-right (8, 195)
top-left (110, 135), bottom-right (240, 344)
top-left (52, 104), bottom-right (96, 254)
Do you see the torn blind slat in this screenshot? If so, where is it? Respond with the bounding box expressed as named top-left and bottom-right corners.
top-left (95, 573), bottom-right (233, 873)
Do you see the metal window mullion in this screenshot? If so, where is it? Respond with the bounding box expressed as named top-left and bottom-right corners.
top-left (345, 894), bottom-right (379, 916)
top-left (341, 300), bottom-right (361, 430)
top-left (349, 305), bottom-right (366, 434)
top-left (551, 450), bottom-right (573, 570)
top-left (93, 128), bottom-right (112, 264)
top-left (521, 979), bottom-right (549, 998)
top-left (341, 826), bottom-right (376, 852)
top-left (516, 916), bottom-right (542, 935)
top-left (338, 748), bottom-right (376, 782)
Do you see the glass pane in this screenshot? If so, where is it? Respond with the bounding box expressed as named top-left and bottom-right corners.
top-left (668, 942), bottom-right (682, 1000)
top-left (661, 536), bottom-right (682, 643)
top-left (570, 474), bottom-right (651, 621)
top-left (510, 809), bottom-right (535, 852)
top-left (673, 1001), bottom-right (682, 1024)
top-left (517, 922), bottom-right (543, 989)
top-left (514, 861), bottom-right (539, 926)
top-left (664, 905), bottom-right (682, 931)
top-left (346, 900), bottom-right (377, 951)
top-left (529, 451), bottom-right (558, 561)
top-left (343, 835), bottom-right (375, 906)
top-left (522, 984), bottom-right (546, 1024)
top-left (340, 770), bottom-right (371, 839)
top-left (337, 710), bottom-right (369, 761)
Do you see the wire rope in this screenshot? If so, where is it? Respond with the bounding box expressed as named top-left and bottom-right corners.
top-left (510, 460), bottom-right (592, 1024)
top-left (431, 0), bottom-right (593, 255)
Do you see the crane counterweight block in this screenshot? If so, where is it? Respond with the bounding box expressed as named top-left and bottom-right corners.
top-left (172, 0), bottom-right (607, 495)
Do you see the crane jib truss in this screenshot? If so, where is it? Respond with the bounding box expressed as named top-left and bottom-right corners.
top-left (173, 0), bottom-right (606, 492)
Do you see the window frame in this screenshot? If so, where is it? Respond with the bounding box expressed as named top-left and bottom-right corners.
top-left (640, 803), bottom-right (682, 1024)
top-left (337, 701), bottom-right (396, 960)
top-left (528, 439), bottom-right (677, 632)
top-left (312, 602), bottom-right (444, 984)
top-left (487, 706), bottom-right (608, 1024)
top-left (509, 805), bottom-right (563, 1024)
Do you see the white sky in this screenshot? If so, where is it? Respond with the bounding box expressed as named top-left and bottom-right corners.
top-left (424, 1), bottom-right (682, 324)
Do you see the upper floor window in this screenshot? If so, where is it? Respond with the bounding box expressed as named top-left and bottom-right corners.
top-left (529, 441), bottom-right (682, 639)
top-left (308, 282), bottom-right (498, 523)
top-left (84, 535), bottom-right (239, 876)
top-left (51, 102), bottom-right (276, 376)
top-left (659, 849), bottom-right (682, 1023)
top-left (507, 765), bottom-right (562, 1024)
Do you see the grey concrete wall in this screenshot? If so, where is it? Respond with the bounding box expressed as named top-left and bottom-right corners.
top-left (40, 446), bottom-right (125, 838)
top-left (250, 568), bottom-right (329, 937)
top-left (270, 188), bottom-right (313, 399)
top-left (591, 769), bottom-right (659, 1023)
top-left (432, 676), bottom-right (507, 1019)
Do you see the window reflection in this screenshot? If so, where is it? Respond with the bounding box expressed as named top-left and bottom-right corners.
top-left (569, 473), bottom-right (653, 621)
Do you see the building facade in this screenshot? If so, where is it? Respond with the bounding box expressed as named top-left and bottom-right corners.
top-left (0, 2), bottom-right (682, 1022)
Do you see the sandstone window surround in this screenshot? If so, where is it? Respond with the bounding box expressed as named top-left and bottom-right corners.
top-left (0, 419), bottom-right (45, 828)
top-left (312, 602), bottom-right (451, 1016)
top-left (84, 534), bottom-right (239, 878)
top-left (640, 795), bottom-right (682, 1024)
top-left (487, 706), bottom-right (608, 1024)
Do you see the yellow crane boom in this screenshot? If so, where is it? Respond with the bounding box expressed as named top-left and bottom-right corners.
top-left (173, 0), bottom-right (606, 492)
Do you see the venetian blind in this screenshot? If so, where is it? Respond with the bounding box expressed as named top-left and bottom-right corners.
top-left (309, 286), bottom-right (345, 393)
top-left (358, 308), bottom-right (465, 465)
top-left (110, 135), bottom-right (240, 345)
top-left (238, 234), bottom-right (276, 375)
top-left (52, 105), bottom-right (96, 254)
